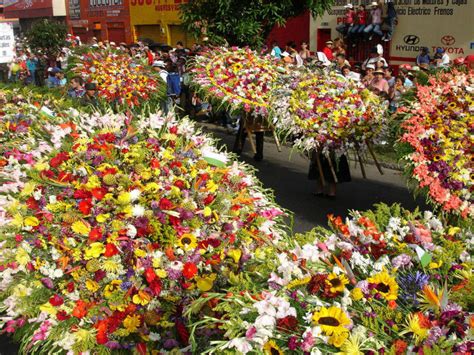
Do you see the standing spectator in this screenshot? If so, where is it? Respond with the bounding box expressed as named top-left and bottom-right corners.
top-left (67, 76), bottom-right (86, 98)
top-left (416, 47), bottom-right (431, 67)
top-left (364, 2), bottom-right (383, 40)
top-left (384, 66), bottom-right (395, 88)
top-left (382, 0), bottom-right (397, 41)
top-left (334, 53), bottom-right (349, 72)
top-left (349, 5), bottom-right (367, 45)
top-left (36, 53), bottom-right (47, 87)
top-left (362, 64), bottom-right (375, 86)
top-left (369, 69), bottom-right (389, 96)
top-left (341, 65), bottom-right (360, 81)
top-left (53, 69), bottom-right (67, 88)
top-left (26, 53), bottom-right (38, 85)
top-left (434, 48), bottom-right (450, 67)
top-left (299, 41), bottom-right (311, 60)
top-left (333, 38), bottom-right (347, 57)
top-left (46, 68), bottom-right (57, 88)
top-left (289, 42), bottom-right (304, 67)
top-left (322, 41), bottom-right (334, 61)
top-left (152, 60), bottom-right (168, 83)
top-left (389, 76), bottom-right (406, 112)
top-left (336, 4), bottom-right (356, 37)
top-left (81, 82), bottom-right (99, 107)
top-left (270, 41), bottom-right (282, 59)
top-left (362, 47), bottom-right (388, 69)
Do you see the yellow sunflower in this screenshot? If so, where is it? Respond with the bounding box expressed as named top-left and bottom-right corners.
top-left (326, 273), bottom-right (349, 294)
top-left (177, 233), bottom-right (198, 251)
top-left (367, 271), bottom-right (399, 301)
top-left (312, 306), bottom-right (351, 336)
top-left (263, 340), bottom-right (283, 355)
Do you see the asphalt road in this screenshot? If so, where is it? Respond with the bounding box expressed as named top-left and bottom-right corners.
top-left (199, 123), bottom-right (427, 233)
top-left (0, 123), bottom-right (427, 354)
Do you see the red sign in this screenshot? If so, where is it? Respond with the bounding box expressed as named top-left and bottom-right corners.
top-left (4, 0), bottom-right (53, 18)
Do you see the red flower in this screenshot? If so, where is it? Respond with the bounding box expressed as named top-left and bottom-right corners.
top-left (159, 198), bottom-right (173, 210)
top-left (203, 195), bottom-right (215, 205)
top-left (56, 310), bottom-right (71, 321)
top-left (66, 282), bottom-right (75, 293)
top-left (136, 343), bottom-right (147, 355)
top-left (277, 315), bottom-right (298, 332)
top-left (26, 197), bottom-right (39, 210)
top-left (182, 262), bottom-right (198, 279)
top-left (144, 267), bottom-right (156, 283)
top-left (91, 187), bottom-right (107, 200)
top-left (89, 227), bottom-right (103, 242)
top-left (393, 339), bottom-right (408, 354)
top-left (149, 280), bottom-right (162, 295)
top-left (150, 158), bottom-right (160, 169)
top-left (49, 294), bottom-right (64, 307)
top-left (104, 243), bottom-right (119, 257)
top-left (74, 189), bottom-right (91, 199)
top-left (50, 152), bottom-right (70, 168)
top-left (175, 319), bottom-right (189, 345)
top-left (72, 300), bottom-right (89, 319)
top-left (78, 199), bottom-right (93, 215)
top-left (95, 320), bottom-right (109, 345)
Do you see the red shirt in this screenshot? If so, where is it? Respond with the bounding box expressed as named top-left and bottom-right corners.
top-left (345, 9), bottom-right (356, 24)
top-left (356, 10), bottom-right (367, 25)
top-left (323, 47), bottom-right (334, 61)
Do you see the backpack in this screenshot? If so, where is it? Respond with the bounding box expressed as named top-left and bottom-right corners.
top-left (166, 72), bottom-right (181, 97)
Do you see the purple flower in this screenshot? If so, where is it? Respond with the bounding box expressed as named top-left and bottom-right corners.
top-left (397, 271), bottom-right (429, 306)
top-left (40, 277), bottom-right (54, 289)
top-left (392, 253), bottom-right (413, 269)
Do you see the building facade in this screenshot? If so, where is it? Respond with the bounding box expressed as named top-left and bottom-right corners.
top-left (3, 0), bottom-right (66, 32)
top-left (66, 0), bottom-right (132, 44)
top-left (310, 0), bottom-right (473, 64)
top-left (130, 0), bottom-right (189, 46)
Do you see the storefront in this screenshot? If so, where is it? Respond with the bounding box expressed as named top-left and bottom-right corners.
top-left (3, 0), bottom-right (66, 32)
top-left (310, 0), bottom-right (473, 65)
top-left (66, 0), bottom-right (132, 44)
top-left (130, 0), bottom-right (190, 46)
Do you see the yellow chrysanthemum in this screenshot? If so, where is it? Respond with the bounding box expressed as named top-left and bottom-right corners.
top-left (403, 313), bottom-right (429, 344)
top-left (312, 306), bottom-right (351, 337)
top-left (326, 273), bottom-right (350, 294)
top-left (367, 271), bottom-right (399, 301)
top-left (123, 314), bottom-right (141, 333)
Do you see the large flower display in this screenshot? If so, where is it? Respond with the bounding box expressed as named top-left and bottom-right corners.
top-left (69, 49), bottom-right (164, 108)
top-left (274, 73), bottom-right (388, 154)
top-left (397, 70), bottom-right (473, 219)
top-left (0, 88), bottom-right (80, 227)
top-left (191, 47), bottom-right (281, 116)
top-left (0, 110), bottom-right (286, 353)
top-left (188, 204), bottom-right (473, 354)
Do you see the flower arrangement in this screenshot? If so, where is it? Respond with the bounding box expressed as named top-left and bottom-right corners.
top-left (0, 110), bottom-right (286, 353)
top-left (190, 47), bottom-right (282, 117)
top-left (274, 73), bottom-right (388, 154)
top-left (68, 49), bottom-right (165, 108)
top-left (188, 203), bottom-right (473, 354)
top-left (397, 70), bottom-right (473, 219)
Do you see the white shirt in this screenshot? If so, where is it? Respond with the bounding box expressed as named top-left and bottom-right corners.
top-left (438, 53), bottom-right (450, 67)
top-left (159, 70), bottom-right (168, 83)
top-left (362, 56), bottom-right (388, 70)
top-left (316, 52), bottom-right (331, 66)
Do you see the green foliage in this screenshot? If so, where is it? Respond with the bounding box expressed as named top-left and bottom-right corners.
top-left (180, 0), bottom-right (334, 47)
top-left (26, 20), bottom-right (67, 57)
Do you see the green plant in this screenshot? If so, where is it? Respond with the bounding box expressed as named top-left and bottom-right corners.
top-left (26, 19), bottom-right (67, 57)
top-left (180, 0), bottom-right (334, 48)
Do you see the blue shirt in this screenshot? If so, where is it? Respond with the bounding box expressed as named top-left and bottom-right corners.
top-left (416, 54), bottom-right (430, 65)
top-left (271, 46), bottom-right (282, 59)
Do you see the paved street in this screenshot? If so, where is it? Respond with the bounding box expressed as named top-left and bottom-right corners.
top-left (199, 123), bottom-right (427, 233)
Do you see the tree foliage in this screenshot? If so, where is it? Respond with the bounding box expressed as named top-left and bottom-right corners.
top-left (26, 20), bottom-right (68, 57)
top-left (180, 0), bottom-right (334, 48)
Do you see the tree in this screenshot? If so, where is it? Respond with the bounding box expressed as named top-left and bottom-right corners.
top-left (180, 0), bottom-right (334, 48)
top-left (26, 19), bottom-right (68, 57)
